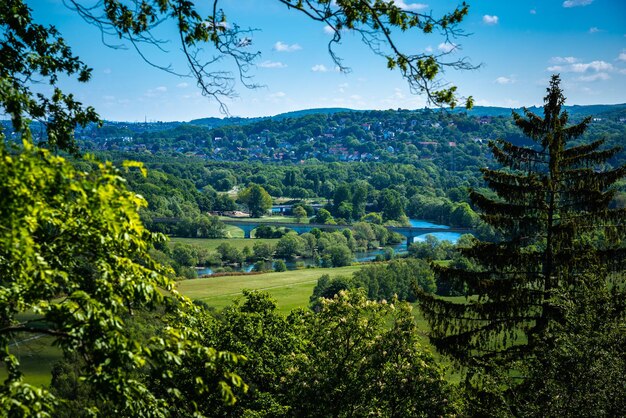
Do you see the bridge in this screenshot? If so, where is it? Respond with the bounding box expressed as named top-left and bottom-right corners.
top-left (220, 219), bottom-right (471, 249)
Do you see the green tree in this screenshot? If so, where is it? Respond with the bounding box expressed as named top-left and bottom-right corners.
top-left (273, 259), bottom-right (287, 272)
top-left (0, 143), bottom-right (244, 416)
top-left (379, 188), bottom-right (406, 221)
top-left (312, 208), bottom-right (336, 225)
top-left (274, 233), bottom-right (305, 260)
top-left (293, 205), bottom-right (308, 223)
top-left (322, 243), bottom-right (353, 267)
top-left (237, 184), bottom-right (272, 218)
top-left (419, 76), bottom-right (626, 413)
top-left (288, 290), bottom-right (462, 417)
top-left (353, 258), bottom-right (436, 302)
top-left (252, 241), bottom-right (275, 261)
top-left (216, 242), bottom-right (244, 265)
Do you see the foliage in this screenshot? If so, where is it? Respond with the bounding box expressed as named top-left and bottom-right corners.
top-left (322, 243), bottom-right (353, 268)
top-left (288, 290), bottom-right (462, 417)
top-left (0, 0), bottom-right (98, 155)
top-left (418, 76), bottom-right (626, 412)
top-left (354, 258), bottom-right (436, 301)
top-left (273, 260), bottom-right (287, 273)
top-left (198, 290), bottom-right (461, 417)
top-left (293, 206), bottom-right (307, 222)
top-left (252, 241), bottom-right (275, 261)
top-left (238, 184), bottom-right (272, 217)
top-left (274, 233), bottom-right (305, 260)
top-left (0, 143), bottom-right (244, 416)
top-left (216, 242), bottom-right (244, 265)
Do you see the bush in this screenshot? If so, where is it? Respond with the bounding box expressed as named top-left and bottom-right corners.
top-left (274, 260), bottom-right (287, 272)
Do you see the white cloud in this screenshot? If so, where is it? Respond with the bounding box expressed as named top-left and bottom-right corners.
top-left (176, 82), bottom-right (189, 88)
top-left (392, 0), bottom-right (428, 11)
top-left (268, 91), bottom-right (286, 99)
top-left (547, 58), bottom-right (616, 81)
top-left (482, 15), bottom-right (499, 25)
top-left (324, 25), bottom-right (335, 35)
top-left (551, 56), bottom-right (579, 64)
top-left (274, 41), bottom-right (301, 52)
top-left (155, 86), bottom-right (167, 92)
top-left (259, 60), bottom-right (287, 68)
top-left (392, 88), bottom-right (405, 99)
top-left (350, 94), bottom-right (363, 100)
top-left (438, 42), bottom-right (457, 53)
top-left (570, 60), bottom-right (613, 72)
top-left (312, 64), bottom-right (329, 72)
top-left (495, 76), bottom-right (514, 84)
top-left (588, 27), bottom-right (601, 34)
top-left (424, 45), bottom-right (433, 53)
top-left (549, 61), bottom-right (613, 73)
top-left (618, 51), bottom-right (626, 61)
top-left (562, 0), bottom-right (592, 7)
top-left (577, 72), bottom-right (610, 81)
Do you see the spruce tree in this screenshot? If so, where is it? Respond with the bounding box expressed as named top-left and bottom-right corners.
top-left (419, 75), bottom-right (625, 396)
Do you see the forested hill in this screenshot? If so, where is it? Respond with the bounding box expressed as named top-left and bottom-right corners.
top-left (61, 104), bottom-right (625, 169)
top-left (450, 103), bottom-right (626, 118)
top-left (2, 104), bottom-right (624, 170)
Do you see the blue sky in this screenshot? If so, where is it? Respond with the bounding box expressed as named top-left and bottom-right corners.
top-left (30, 0), bottom-right (626, 121)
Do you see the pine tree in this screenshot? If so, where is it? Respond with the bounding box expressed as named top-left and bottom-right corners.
top-left (419, 75), bottom-right (626, 388)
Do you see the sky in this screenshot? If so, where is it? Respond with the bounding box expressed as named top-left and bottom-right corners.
top-left (28, 0), bottom-right (626, 121)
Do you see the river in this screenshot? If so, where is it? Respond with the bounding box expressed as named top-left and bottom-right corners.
top-left (196, 218), bottom-right (467, 275)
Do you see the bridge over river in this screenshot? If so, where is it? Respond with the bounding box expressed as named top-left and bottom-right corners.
top-left (220, 219), bottom-right (471, 249)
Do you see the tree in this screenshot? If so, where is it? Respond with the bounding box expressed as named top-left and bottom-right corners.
top-left (293, 205), bottom-right (308, 223)
top-left (322, 243), bottom-right (353, 267)
top-left (237, 184), bottom-right (272, 217)
top-left (379, 188), bottom-right (406, 221)
top-left (418, 75), bottom-right (626, 412)
top-left (273, 259), bottom-right (287, 272)
top-left (252, 241), bottom-right (275, 261)
top-left (312, 208), bottom-right (335, 225)
top-left (288, 290), bottom-right (462, 417)
top-left (0, 143), bottom-right (244, 416)
top-left (274, 233), bottom-right (305, 260)
top-left (216, 242), bottom-right (244, 265)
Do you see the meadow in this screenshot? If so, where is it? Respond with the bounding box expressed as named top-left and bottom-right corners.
top-left (176, 265), bottom-right (361, 312)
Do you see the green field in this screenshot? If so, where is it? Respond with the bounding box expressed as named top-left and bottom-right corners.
top-left (177, 265), bottom-right (361, 312)
top-left (0, 335), bottom-right (60, 387)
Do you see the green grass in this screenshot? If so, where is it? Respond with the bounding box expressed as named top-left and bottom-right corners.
top-left (177, 265), bottom-right (361, 313)
top-left (0, 335), bottom-right (60, 386)
top-left (170, 237), bottom-right (278, 251)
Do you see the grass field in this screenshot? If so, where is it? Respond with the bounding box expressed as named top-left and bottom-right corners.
top-left (0, 329), bottom-right (61, 387)
top-left (177, 265), bottom-right (361, 312)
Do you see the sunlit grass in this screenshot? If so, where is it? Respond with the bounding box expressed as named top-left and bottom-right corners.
top-left (177, 265), bottom-right (361, 313)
